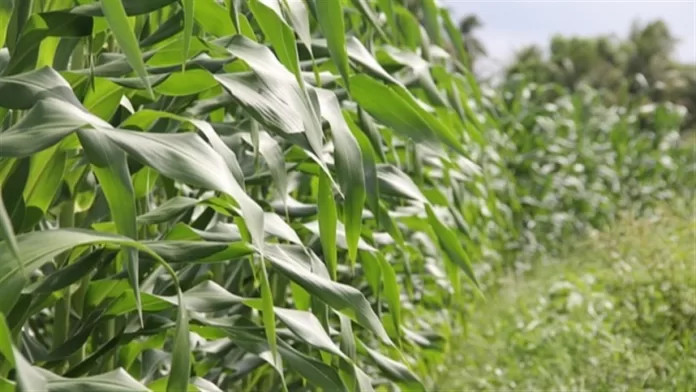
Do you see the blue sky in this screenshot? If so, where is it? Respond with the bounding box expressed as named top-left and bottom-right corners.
top-left (442, 1), bottom-right (696, 74)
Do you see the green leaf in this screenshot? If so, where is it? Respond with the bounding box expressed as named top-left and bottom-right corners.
top-left (317, 171), bottom-right (338, 280)
top-left (440, 9), bottom-right (470, 68)
top-left (100, 0), bottom-right (153, 97)
top-left (350, 74), bottom-right (464, 155)
top-left (374, 0), bottom-right (395, 33)
top-left (213, 36), bottom-right (326, 173)
top-left (136, 196), bottom-right (198, 225)
top-left (101, 128), bottom-right (264, 249)
top-left (285, 0), bottom-right (313, 55)
top-left (345, 114), bottom-right (380, 219)
top-left (204, 325), bottom-right (347, 392)
top-left (242, 131), bottom-right (287, 200)
top-left (182, 0), bottom-right (194, 71)
top-left (0, 0), bottom-right (13, 48)
top-left (314, 35), bottom-right (397, 85)
top-left (304, 220), bottom-right (376, 253)
top-left (78, 126), bottom-right (142, 322)
top-left (36, 367), bottom-right (149, 392)
top-left (23, 144), bottom-right (66, 214)
top-left (421, 0), bottom-right (441, 45)
top-left (274, 307), bottom-right (348, 360)
top-left (167, 300), bottom-right (190, 392)
top-left (72, 0), bottom-right (178, 16)
top-left (314, 0), bottom-right (350, 86)
top-left (425, 204), bottom-right (479, 289)
top-left (264, 245), bottom-right (392, 345)
top-left (0, 98), bottom-right (89, 157)
top-left (350, 0), bottom-right (388, 42)
top-left (377, 164), bottom-right (427, 203)
top-left (0, 315), bottom-right (48, 392)
top-left (83, 77), bottom-right (124, 120)
top-left (361, 341), bottom-right (423, 391)
top-left (5, 11), bottom-right (93, 75)
top-left (0, 193), bottom-right (21, 276)
top-left (377, 253), bottom-right (401, 338)
top-left (316, 88), bottom-right (366, 265)
top-left (248, 0), bottom-right (301, 79)
top-left (193, 0), bottom-right (234, 37)
top-left (0, 67), bottom-right (81, 109)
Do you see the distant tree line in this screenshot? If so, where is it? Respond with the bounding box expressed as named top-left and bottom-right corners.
top-left (455, 14), bottom-right (696, 129)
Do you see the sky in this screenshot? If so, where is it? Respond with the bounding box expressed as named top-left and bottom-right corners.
top-left (442, 0), bottom-right (696, 75)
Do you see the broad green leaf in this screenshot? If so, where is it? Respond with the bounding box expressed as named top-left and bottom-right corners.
top-left (214, 36), bottom-right (324, 159)
top-left (167, 302), bottom-right (190, 392)
top-left (317, 171), bottom-right (338, 280)
top-left (393, 6), bottom-right (421, 49)
top-left (82, 78), bottom-right (123, 120)
top-left (136, 196), bottom-right (199, 225)
top-left (351, 74), bottom-right (464, 155)
top-left (101, 128), bottom-right (264, 248)
top-left (316, 88), bottom-right (366, 265)
top-left (346, 115), bottom-right (381, 219)
top-left (182, 0), bottom-right (194, 71)
top-left (263, 245), bottom-right (391, 345)
top-left (145, 240), bottom-right (253, 263)
top-left (361, 342), bottom-right (423, 391)
top-left (35, 367), bottom-right (149, 392)
top-left (377, 253), bottom-right (401, 337)
top-left (314, 0), bottom-right (350, 86)
top-left (314, 37), bottom-right (398, 85)
top-left (285, 0), bottom-right (313, 55)
top-left (23, 144), bottom-right (66, 213)
top-left (72, 0), bottom-right (178, 17)
top-left (202, 325), bottom-right (347, 392)
top-left (421, 0), bottom-right (441, 45)
top-left (304, 220), bottom-right (376, 252)
top-left (28, 249), bottom-right (106, 295)
top-left (425, 204), bottom-right (479, 289)
top-left (351, 0), bottom-right (388, 42)
top-left (154, 69), bottom-right (217, 96)
top-left (5, 11), bottom-right (92, 75)
top-left (242, 131), bottom-right (287, 200)
top-left (263, 212), bottom-right (302, 245)
top-left (101, 0), bottom-right (153, 97)
top-left (78, 127), bottom-right (142, 322)
top-left (0, 98), bottom-right (88, 157)
top-left (248, 0), bottom-right (301, 79)
top-left (274, 307), bottom-right (348, 360)
top-left (0, 0), bottom-right (12, 48)
top-left (0, 194), bottom-right (20, 271)
top-left (0, 196), bottom-right (22, 316)
top-left (339, 313), bottom-right (356, 360)
top-left (0, 66), bottom-right (82, 110)
top-left (193, 0), bottom-right (235, 37)
top-left (0, 315), bottom-right (48, 391)
top-left (377, 164), bottom-right (427, 202)
top-left (1, 159), bottom-right (28, 234)
top-left (440, 9), bottom-right (470, 68)
top-left (381, 46), bottom-right (448, 106)
top-left (139, 10), bottom-right (183, 48)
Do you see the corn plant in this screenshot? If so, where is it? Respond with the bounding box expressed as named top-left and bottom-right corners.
top-left (0, 0), bottom-right (492, 390)
top-left (1, 1), bottom-right (693, 391)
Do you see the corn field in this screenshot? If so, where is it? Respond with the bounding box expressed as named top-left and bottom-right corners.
top-left (0, 0), bottom-right (692, 391)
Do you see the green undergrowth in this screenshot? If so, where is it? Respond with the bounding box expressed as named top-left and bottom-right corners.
top-left (435, 205), bottom-right (696, 391)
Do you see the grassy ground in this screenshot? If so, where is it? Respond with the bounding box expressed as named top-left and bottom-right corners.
top-left (435, 206), bottom-right (696, 391)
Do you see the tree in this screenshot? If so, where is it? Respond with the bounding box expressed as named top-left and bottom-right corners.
top-left (458, 14), bottom-right (487, 68)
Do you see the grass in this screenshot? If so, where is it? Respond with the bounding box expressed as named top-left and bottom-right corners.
top-left (436, 205), bottom-right (696, 391)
